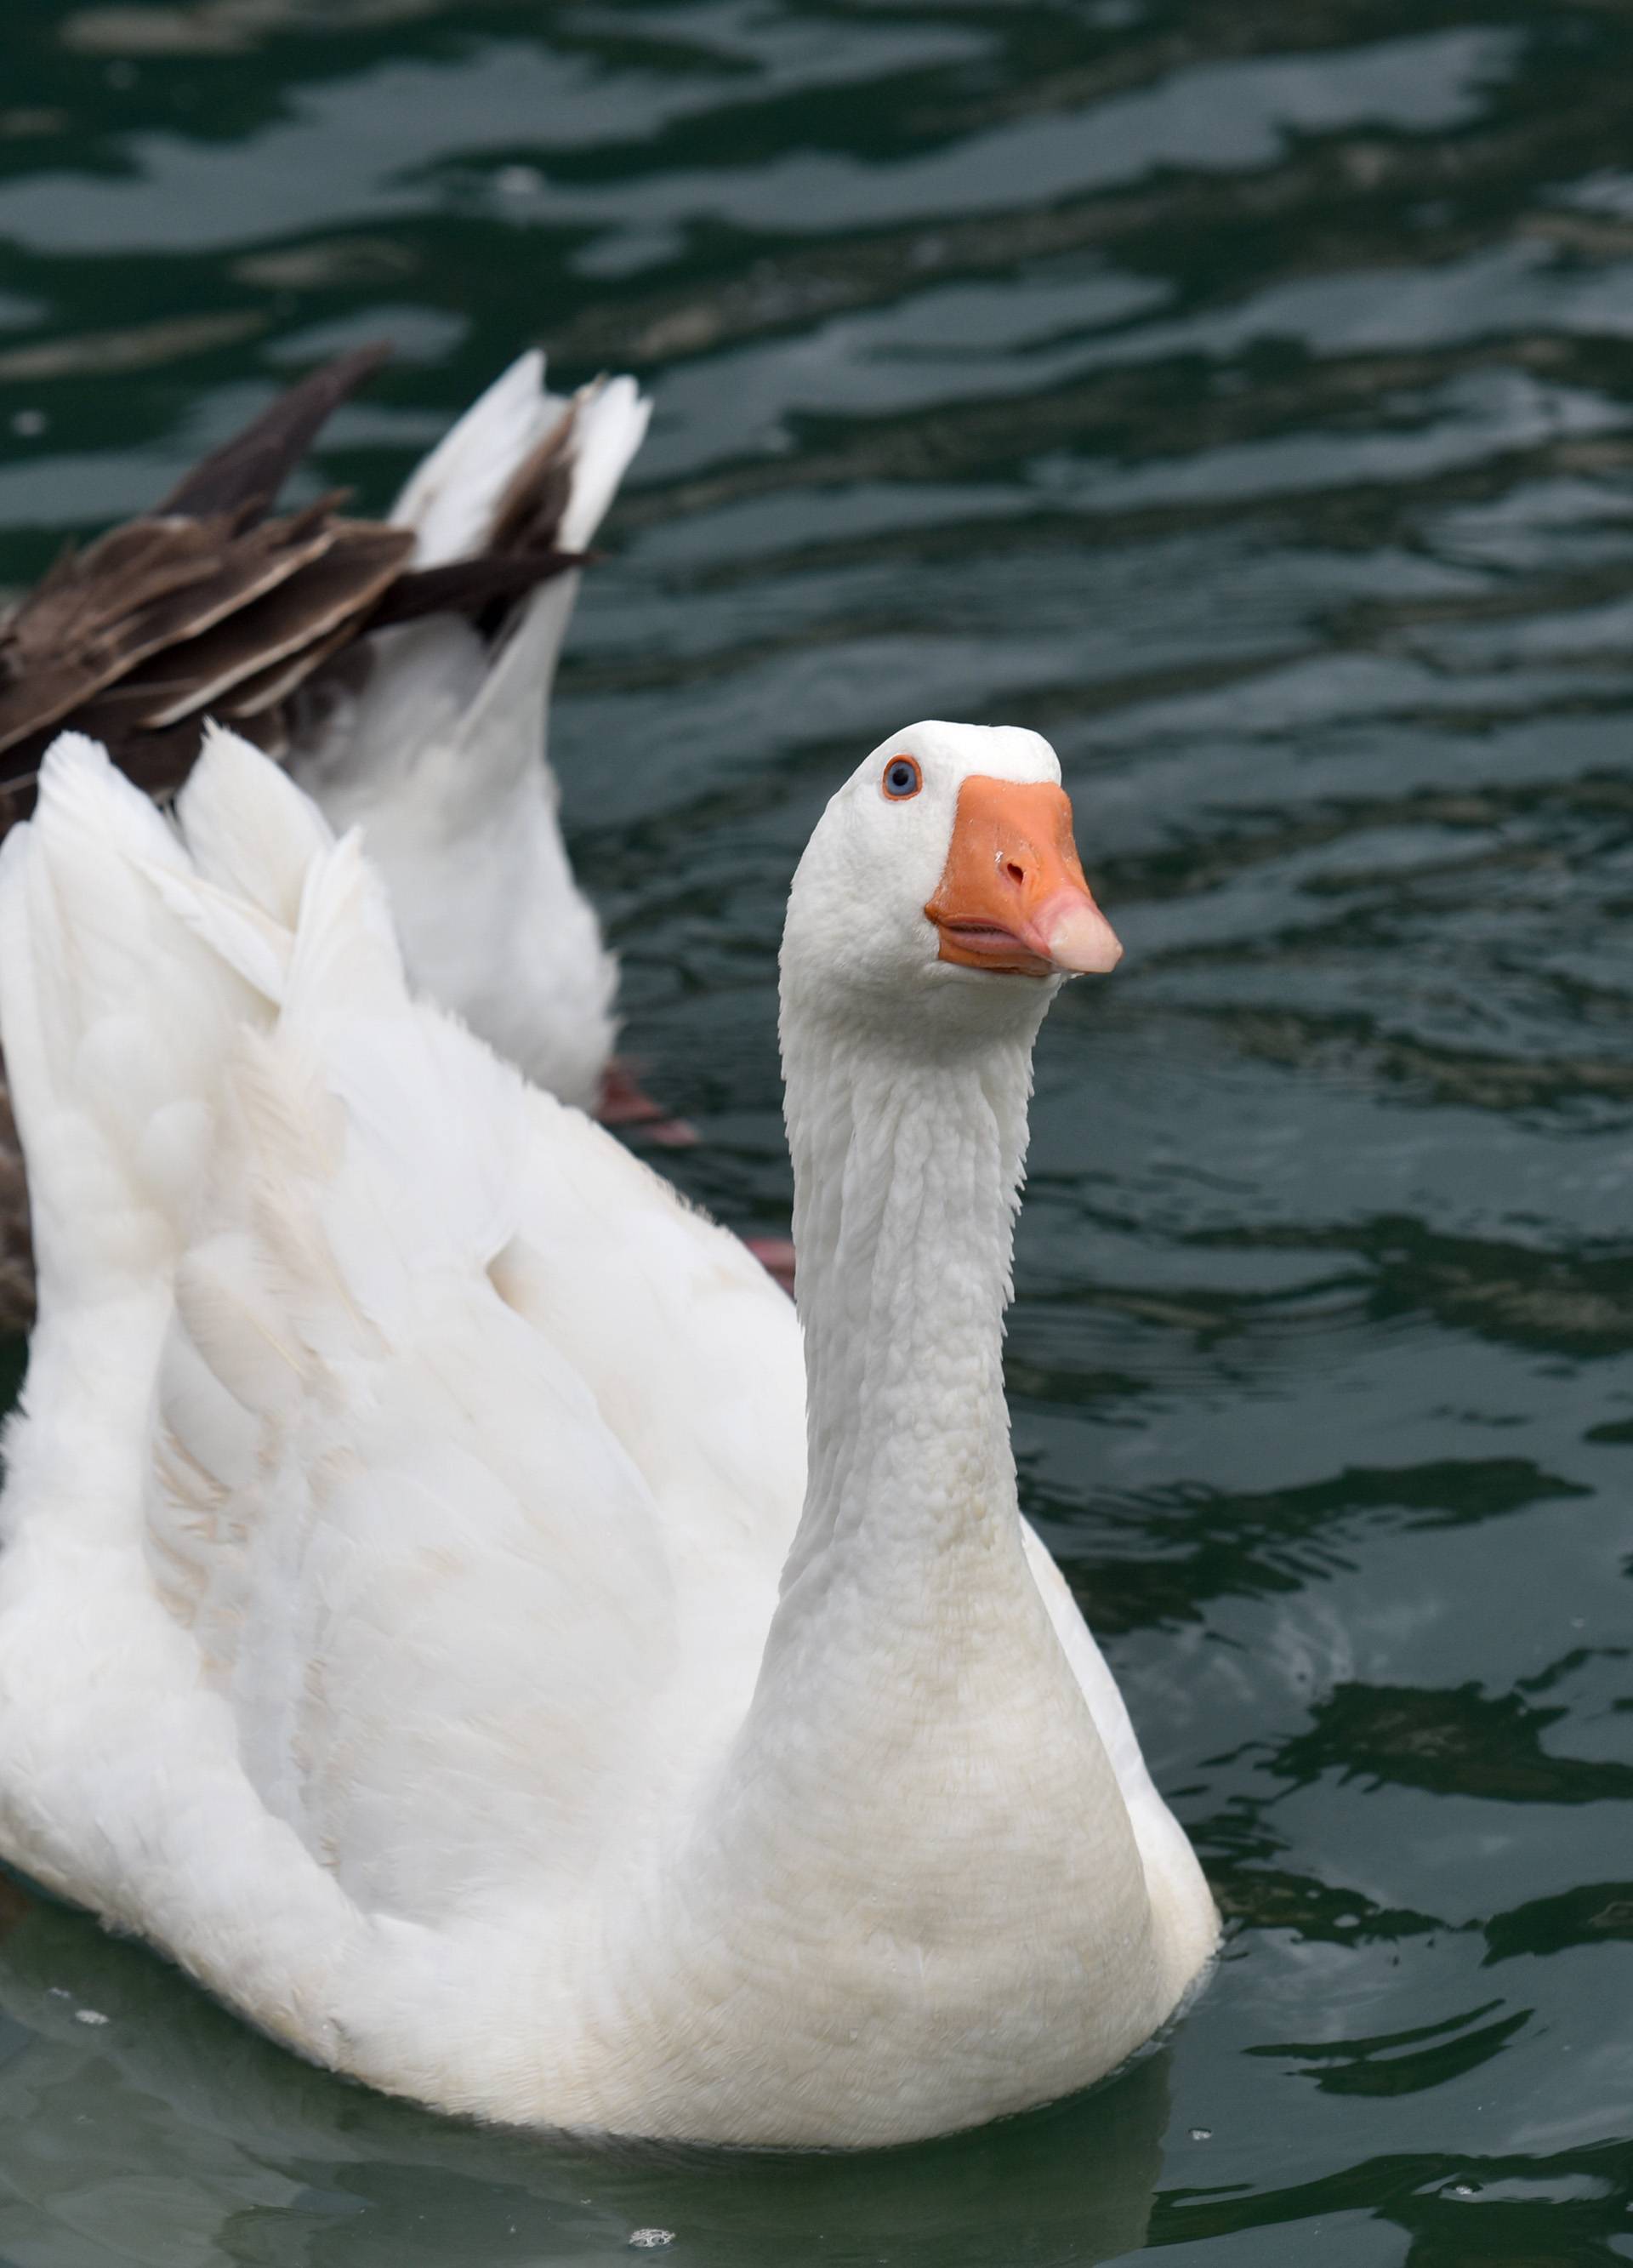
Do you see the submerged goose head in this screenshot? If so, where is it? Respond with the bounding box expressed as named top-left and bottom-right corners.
top-left (782, 721), bottom-right (1120, 1045)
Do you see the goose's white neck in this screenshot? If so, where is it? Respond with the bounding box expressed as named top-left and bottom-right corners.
top-left (612, 985), bottom-right (1169, 2145)
top-left (746, 994), bottom-right (1082, 1805)
top-left (777, 1006), bottom-right (1038, 1622)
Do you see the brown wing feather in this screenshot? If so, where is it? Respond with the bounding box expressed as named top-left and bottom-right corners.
top-left (487, 398), bottom-right (578, 557)
top-left (0, 518), bottom-right (229, 750)
top-left (213, 621), bottom-right (358, 720)
top-left (89, 522), bottom-right (413, 729)
top-left (0, 510), bottom-right (361, 758)
top-left (0, 350), bottom-right (642, 1333)
top-left (365, 545), bottom-right (592, 630)
top-left (157, 342), bottom-right (391, 521)
top-left (0, 345), bottom-right (609, 846)
top-left (0, 1079), bottom-right (33, 1336)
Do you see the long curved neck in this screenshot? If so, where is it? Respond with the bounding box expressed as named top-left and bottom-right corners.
top-left (736, 988), bottom-right (1084, 1760)
top-left (620, 984), bottom-right (1164, 2144)
top-left (777, 1011), bottom-right (1035, 1616)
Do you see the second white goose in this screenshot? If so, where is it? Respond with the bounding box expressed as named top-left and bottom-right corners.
top-left (0, 347), bottom-right (652, 1326)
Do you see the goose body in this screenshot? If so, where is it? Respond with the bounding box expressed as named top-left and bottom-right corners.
top-left (0, 720), bottom-right (1215, 2147)
top-left (0, 350), bottom-right (651, 1325)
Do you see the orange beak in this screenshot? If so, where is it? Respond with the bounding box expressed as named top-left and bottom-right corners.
top-left (925, 775), bottom-right (1123, 978)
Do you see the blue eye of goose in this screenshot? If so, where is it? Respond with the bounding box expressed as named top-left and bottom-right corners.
top-left (883, 755), bottom-right (922, 800)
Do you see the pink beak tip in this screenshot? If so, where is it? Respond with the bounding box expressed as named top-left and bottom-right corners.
top-left (1044, 897), bottom-right (1124, 976)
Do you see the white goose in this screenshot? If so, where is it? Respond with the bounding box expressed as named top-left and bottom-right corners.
top-left (0, 718), bottom-right (1215, 2148)
top-left (0, 349), bottom-right (654, 1326)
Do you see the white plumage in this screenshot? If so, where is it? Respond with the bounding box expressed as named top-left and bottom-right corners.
top-left (0, 719), bottom-right (1214, 2146)
top-left (0, 350), bottom-right (653, 1338)
top-left (293, 352), bottom-right (651, 1108)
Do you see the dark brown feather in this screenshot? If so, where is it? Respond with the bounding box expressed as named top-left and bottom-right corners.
top-left (0, 510), bottom-right (370, 759)
top-left (0, 1079), bottom-right (32, 1337)
top-left (158, 341), bottom-right (391, 521)
top-left (89, 522), bottom-right (413, 729)
top-left (0, 345), bottom-right (601, 846)
top-left (365, 546), bottom-right (593, 631)
top-left (487, 400), bottom-right (578, 558)
top-left (214, 621), bottom-right (357, 721)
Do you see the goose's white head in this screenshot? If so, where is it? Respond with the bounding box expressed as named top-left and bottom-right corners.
top-left (782, 721), bottom-right (1120, 1041)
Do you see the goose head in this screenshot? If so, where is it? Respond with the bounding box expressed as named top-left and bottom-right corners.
top-left (782, 721), bottom-right (1121, 1042)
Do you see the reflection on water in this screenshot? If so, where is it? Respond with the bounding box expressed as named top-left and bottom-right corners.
top-left (3, 0), bottom-right (1633, 2260)
top-left (0, 1890), bottom-right (1169, 2268)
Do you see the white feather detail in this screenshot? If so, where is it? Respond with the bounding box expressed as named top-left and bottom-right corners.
top-left (288, 353), bottom-right (650, 1108)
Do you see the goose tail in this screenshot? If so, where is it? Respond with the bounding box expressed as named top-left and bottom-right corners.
top-left (389, 350), bottom-right (650, 573)
top-left (380, 356), bottom-right (651, 794)
top-left (288, 357), bottom-right (646, 1105)
top-left (301, 351), bottom-right (649, 805)
top-left (454, 368), bottom-right (650, 772)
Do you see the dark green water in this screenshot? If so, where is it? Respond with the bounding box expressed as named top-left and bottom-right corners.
top-left (2, 0), bottom-right (1633, 2259)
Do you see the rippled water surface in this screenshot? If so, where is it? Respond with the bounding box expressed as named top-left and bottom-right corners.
top-left (3, 0), bottom-right (1633, 2260)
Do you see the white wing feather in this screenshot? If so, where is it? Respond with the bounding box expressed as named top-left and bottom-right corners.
top-left (290, 354), bottom-right (651, 1105)
top-left (0, 727), bottom-right (800, 1959)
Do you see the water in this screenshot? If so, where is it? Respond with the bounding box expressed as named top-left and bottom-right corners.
top-left (1, 0), bottom-right (1632, 2259)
